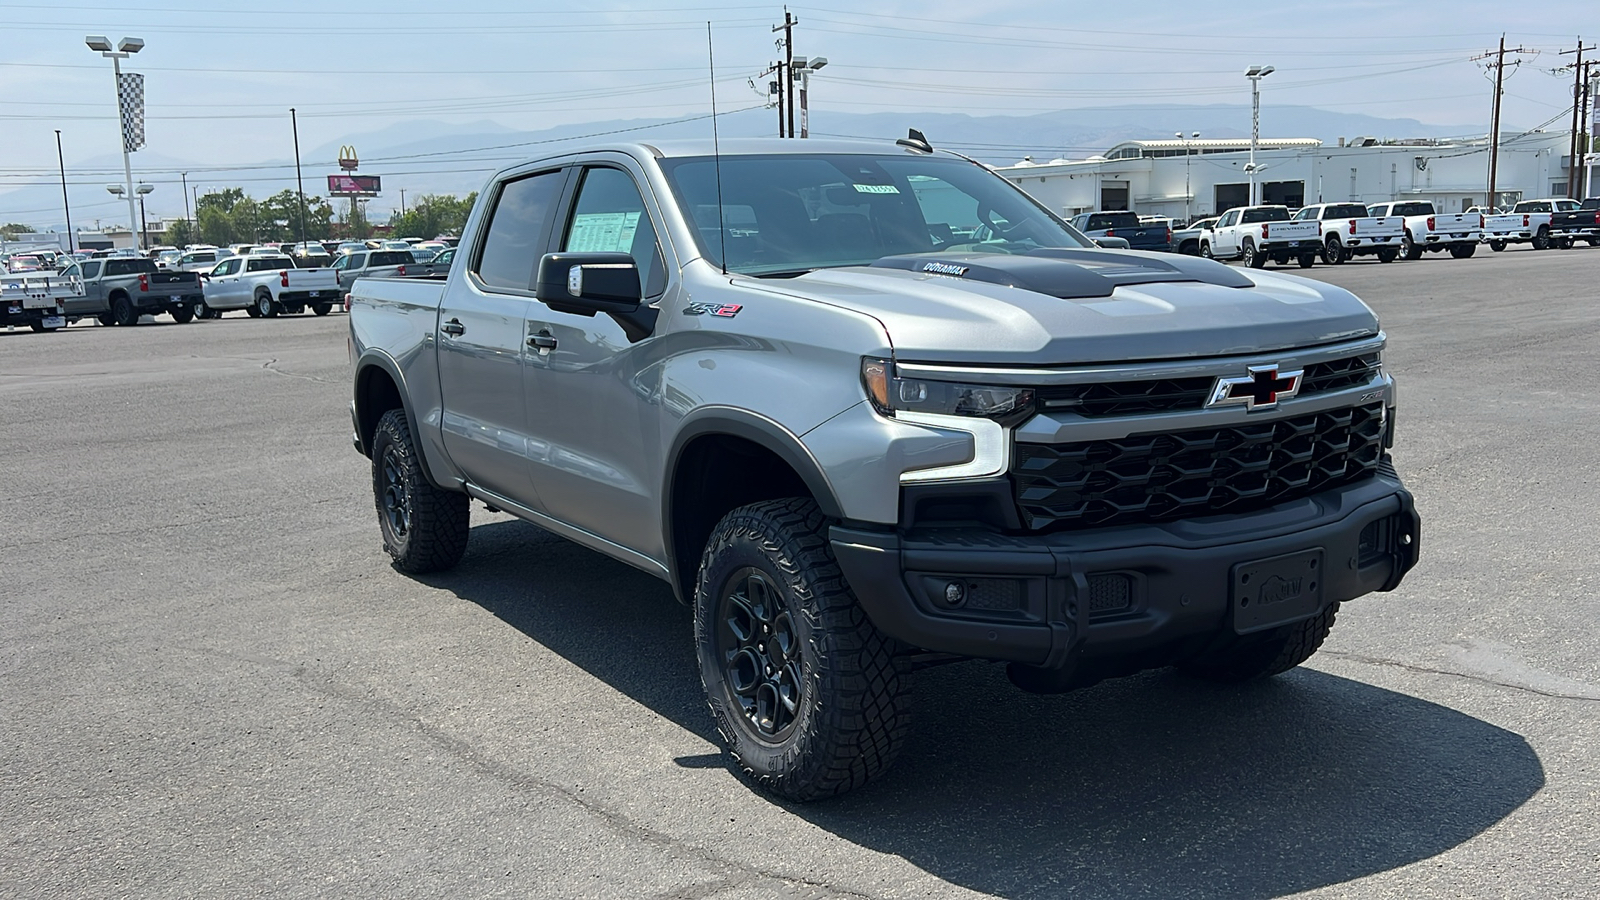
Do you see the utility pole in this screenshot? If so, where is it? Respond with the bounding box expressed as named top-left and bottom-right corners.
top-left (773, 11), bottom-right (795, 138)
top-left (400, 189), bottom-right (406, 216)
top-left (1560, 41), bottom-right (1596, 198)
top-left (180, 172), bottom-right (190, 233)
top-left (55, 130), bottom-right (73, 252)
top-left (290, 107), bottom-right (309, 249)
top-left (761, 61), bottom-right (786, 137)
top-left (1475, 36), bottom-right (1533, 211)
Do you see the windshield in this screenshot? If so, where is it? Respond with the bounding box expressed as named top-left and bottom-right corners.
top-left (658, 153), bottom-right (1092, 275)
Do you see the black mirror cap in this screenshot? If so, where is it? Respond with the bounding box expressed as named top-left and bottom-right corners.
top-left (536, 252), bottom-right (641, 316)
top-left (1094, 236), bottom-right (1131, 249)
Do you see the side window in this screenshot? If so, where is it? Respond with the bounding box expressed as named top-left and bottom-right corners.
top-left (348, 253), bottom-right (366, 269)
top-left (1220, 211), bottom-right (1237, 227)
top-left (476, 169), bottom-right (566, 291)
top-left (560, 167), bottom-right (665, 298)
top-left (1293, 208), bottom-right (1314, 220)
top-left (81, 261), bottom-right (103, 278)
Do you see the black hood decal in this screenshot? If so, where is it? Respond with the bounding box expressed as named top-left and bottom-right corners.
top-left (870, 248), bottom-right (1254, 299)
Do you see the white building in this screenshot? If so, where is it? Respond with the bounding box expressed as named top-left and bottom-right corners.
top-left (999, 131), bottom-right (1577, 221)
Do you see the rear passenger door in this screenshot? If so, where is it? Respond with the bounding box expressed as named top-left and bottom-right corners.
top-left (435, 165), bottom-right (571, 506)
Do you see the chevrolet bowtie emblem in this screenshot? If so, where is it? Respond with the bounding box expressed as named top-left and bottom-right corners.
top-left (1207, 365), bottom-right (1303, 411)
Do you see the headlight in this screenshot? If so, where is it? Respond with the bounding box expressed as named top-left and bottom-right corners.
top-left (861, 357), bottom-right (1034, 426)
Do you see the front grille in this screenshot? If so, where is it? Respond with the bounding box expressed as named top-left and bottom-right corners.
top-left (1013, 403), bottom-right (1386, 531)
top-left (1035, 352), bottom-right (1380, 418)
top-left (1085, 574), bottom-right (1133, 616)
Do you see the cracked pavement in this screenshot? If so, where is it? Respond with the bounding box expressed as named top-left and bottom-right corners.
top-left (2, 249), bottom-right (1598, 898)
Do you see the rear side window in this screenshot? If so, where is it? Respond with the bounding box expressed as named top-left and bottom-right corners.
top-left (1392, 203), bottom-right (1432, 217)
top-left (476, 169), bottom-right (567, 291)
top-left (246, 258), bottom-right (285, 272)
top-left (80, 261), bottom-right (103, 278)
top-left (374, 251), bottom-right (413, 265)
top-left (106, 259), bottom-right (158, 276)
top-left (1326, 204), bottom-right (1369, 218)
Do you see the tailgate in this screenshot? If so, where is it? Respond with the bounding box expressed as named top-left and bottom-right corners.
top-left (286, 269), bottom-right (339, 290)
top-left (1353, 217), bottom-right (1403, 236)
top-left (1263, 221), bottom-right (1319, 240)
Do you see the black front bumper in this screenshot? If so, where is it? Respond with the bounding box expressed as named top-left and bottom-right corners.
top-left (831, 468), bottom-right (1419, 669)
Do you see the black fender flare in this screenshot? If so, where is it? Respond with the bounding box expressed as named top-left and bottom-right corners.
top-left (352, 352), bottom-right (440, 481)
top-left (661, 407), bottom-right (846, 602)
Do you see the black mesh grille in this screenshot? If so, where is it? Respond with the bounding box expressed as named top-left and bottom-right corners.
top-left (1035, 353), bottom-right (1380, 418)
top-left (964, 579), bottom-right (1024, 611)
top-left (1013, 403), bottom-right (1386, 531)
top-left (1085, 574), bottom-right (1133, 616)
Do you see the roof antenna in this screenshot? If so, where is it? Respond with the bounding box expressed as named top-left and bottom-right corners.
top-left (897, 128), bottom-right (933, 153)
top-left (707, 22), bottom-right (728, 276)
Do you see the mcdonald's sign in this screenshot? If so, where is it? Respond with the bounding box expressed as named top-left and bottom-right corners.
top-left (338, 145), bottom-right (359, 171)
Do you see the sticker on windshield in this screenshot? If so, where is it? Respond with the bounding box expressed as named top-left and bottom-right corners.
top-left (853, 184), bottom-right (900, 194)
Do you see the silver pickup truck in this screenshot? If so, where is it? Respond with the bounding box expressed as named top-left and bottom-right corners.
top-left (67, 256), bottom-right (205, 325)
top-left (348, 136), bottom-right (1420, 800)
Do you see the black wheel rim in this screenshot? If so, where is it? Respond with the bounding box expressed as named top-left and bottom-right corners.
top-left (717, 567), bottom-right (802, 741)
top-left (380, 444), bottom-right (411, 540)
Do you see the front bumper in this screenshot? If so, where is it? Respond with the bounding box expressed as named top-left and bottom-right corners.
top-left (831, 467), bottom-right (1418, 669)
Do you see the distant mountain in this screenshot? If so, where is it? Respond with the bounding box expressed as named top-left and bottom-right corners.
top-left (1, 104), bottom-right (1488, 230)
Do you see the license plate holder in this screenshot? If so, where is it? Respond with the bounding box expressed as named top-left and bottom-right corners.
top-left (1232, 548), bottom-right (1324, 633)
top-left (40, 316), bottom-right (64, 329)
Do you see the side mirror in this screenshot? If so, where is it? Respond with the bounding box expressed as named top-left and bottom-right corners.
top-left (535, 252), bottom-right (641, 316)
top-left (1094, 236), bottom-right (1131, 249)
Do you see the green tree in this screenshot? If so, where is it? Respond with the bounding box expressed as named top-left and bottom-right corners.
top-left (165, 219), bottom-right (196, 248)
top-left (261, 189), bottom-right (336, 242)
top-left (2, 222), bottom-right (38, 240)
top-left (388, 193), bottom-right (476, 240)
top-left (340, 200), bottom-right (374, 240)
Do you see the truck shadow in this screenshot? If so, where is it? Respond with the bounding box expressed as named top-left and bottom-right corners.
top-left (426, 518), bottom-right (1544, 900)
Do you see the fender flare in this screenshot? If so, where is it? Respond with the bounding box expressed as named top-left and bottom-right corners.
top-left (660, 407), bottom-right (846, 602)
top-left (352, 352), bottom-right (441, 484)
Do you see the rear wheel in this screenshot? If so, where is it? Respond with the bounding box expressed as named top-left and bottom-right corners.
top-left (1401, 231), bottom-right (1424, 260)
top-left (311, 302), bottom-right (332, 316)
top-left (1322, 235), bottom-right (1346, 265)
top-left (111, 294), bottom-right (138, 327)
top-left (371, 408), bottom-right (470, 574)
top-left (1178, 603), bottom-right (1340, 682)
top-left (254, 291), bottom-right (277, 318)
top-left (1297, 253), bottom-right (1316, 268)
top-left (1242, 240), bottom-right (1265, 268)
top-left (695, 498), bottom-right (911, 801)
top-left (1490, 240), bottom-right (1507, 252)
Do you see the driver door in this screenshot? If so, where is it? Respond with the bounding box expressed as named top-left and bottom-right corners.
top-left (1212, 210), bottom-right (1240, 256)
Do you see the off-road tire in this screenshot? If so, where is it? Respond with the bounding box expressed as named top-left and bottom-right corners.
top-left (694, 498), bottom-right (911, 802)
top-left (371, 408), bottom-right (469, 574)
top-left (1297, 253), bottom-right (1316, 268)
top-left (1242, 240), bottom-right (1265, 268)
top-left (1322, 235), bottom-right (1346, 265)
top-left (170, 306), bottom-right (194, 324)
top-left (255, 291), bottom-right (278, 318)
top-left (1489, 240), bottom-right (1507, 252)
top-left (311, 302), bottom-right (332, 316)
top-left (1178, 602), bottom-right (1340, 683)
top-left (111, 294), bottom-right (138, 327)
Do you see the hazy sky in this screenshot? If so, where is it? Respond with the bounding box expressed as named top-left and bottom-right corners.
top-left (1, 0), bottom-right (1594, 225)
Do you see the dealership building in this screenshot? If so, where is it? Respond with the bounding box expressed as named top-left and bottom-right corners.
top-left (997, 131), bottom-right (1583, 221)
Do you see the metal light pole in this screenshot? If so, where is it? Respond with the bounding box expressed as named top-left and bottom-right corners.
top-left (180, 172), bottom-right (190, 237)
top-left (290, 108), bottom-right (309, 250)
top-left (1245, 65), bottom-right (1275, 206)
top-left (136, 183), bottom-right (153, 251)
top-left (55, 130), bottom-right (74, 252)
top-left (85, 35), bottom-right (145, 251)
top-left (792, 56), bottom-right (827, 138)
top-left (1178, 131), bottom-right (1199, 223)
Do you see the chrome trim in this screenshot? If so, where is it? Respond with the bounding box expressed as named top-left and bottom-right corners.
top-left (893, 334), bottom-right (1385, 387)
top-left (1205, 364), bottom-right (1304, 411)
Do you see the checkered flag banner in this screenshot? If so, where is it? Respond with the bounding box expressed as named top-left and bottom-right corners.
top-left (117, 72), bottom-right (145, 152)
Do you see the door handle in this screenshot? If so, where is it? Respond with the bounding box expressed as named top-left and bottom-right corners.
top-left (441, 318), bottom-right (465, 337)
top-left (527, 331), bottom-right (557, 350)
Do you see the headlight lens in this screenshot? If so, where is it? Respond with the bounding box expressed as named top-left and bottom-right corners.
top-left (862, 358), bottom-right (1034, 424)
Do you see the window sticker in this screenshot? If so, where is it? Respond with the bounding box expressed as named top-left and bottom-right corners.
top-left (567, 211), bottom-right (641, 253)
top-left (853, 184), bottom-right (900, 194)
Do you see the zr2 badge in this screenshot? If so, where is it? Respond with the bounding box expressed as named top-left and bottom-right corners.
top-left (684, 302), bottom-right (743, 318)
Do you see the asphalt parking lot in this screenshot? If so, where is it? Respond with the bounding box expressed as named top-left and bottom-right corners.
top-left (4, 244), bottom-right (1598, 899)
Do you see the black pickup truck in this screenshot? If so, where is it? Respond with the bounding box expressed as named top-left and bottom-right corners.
top-left (1549, 198), bottom-right (1600, 248)
top-left (1066, 211), bottom-right (1172, 252)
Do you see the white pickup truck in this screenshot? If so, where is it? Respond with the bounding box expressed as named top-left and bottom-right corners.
top-left (1481, 198), bottom-right (1581, 252)
top-left (1291, 203), bottom-right (1404, 264)
top-left (1200, 205), bottom-right (1322, 268)
top-left (2, 270), bottom-right (81, 332)
top-left (198, 253), bottom-right (343, 319)
top-left (1366, 201), bottom-right (1481, 260)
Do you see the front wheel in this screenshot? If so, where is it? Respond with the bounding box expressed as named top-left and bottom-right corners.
top-left (1451, 243), bottom-right (1477, 259)
top-left (695, 498), bottom-right (911, 802)
top-left (371, 408), bottom-right (470, 573)
top-left (1322, 236), bottom-right (1346, 265)
top-left (170, 306), bottom-right (195, 324)
top-left (1199, 241), bottom-right (1214, 259)
top-left (1297, 253), bottom-right (1316, 268)
top-left (1489, 240), bottom-right (1507, 252)
top-left (311, 302), bottom-right (332, 316)
top-left (1377, 248), bottom-right (1399, 264)
top-left (1178, 603), bottom-right (1340, 682)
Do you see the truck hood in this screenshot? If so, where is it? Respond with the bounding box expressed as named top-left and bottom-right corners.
top-left (751, 249), bottom-right (1378, 365)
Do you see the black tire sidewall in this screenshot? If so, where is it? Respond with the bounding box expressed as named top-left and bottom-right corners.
top-left (371, 414), bottom-right (415, 561)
